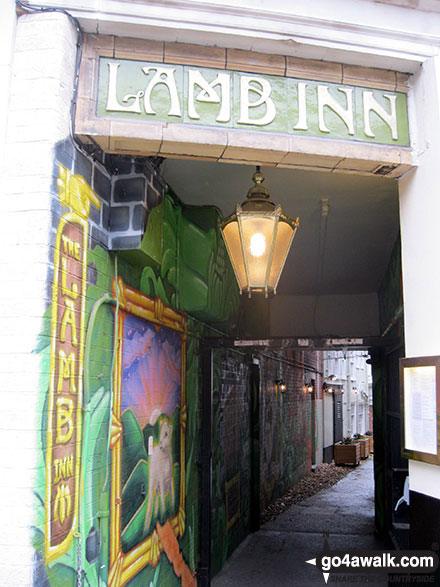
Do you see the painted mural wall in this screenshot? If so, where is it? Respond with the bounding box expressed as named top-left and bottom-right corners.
top-left (209, 348), bottom-right (320, 577)
top-left (260, 351), bottom-right (316, 509)
top-left (31, 137), bottom-right (320, 585)
top-left (211, 350), bottom-right (252, 577)
top-left (32, 140), bottom-right (240, 586)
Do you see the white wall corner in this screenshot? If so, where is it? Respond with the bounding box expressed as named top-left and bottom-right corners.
top-left (399, 55), bottom-right (440, 500)
top-left (0, 9), bottom-right (79, 583)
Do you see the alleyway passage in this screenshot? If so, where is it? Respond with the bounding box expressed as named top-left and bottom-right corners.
top-left (212, 458), bottom-right (388, 586)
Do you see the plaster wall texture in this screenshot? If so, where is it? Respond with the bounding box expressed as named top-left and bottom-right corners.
top-left (35, 0), bottom-right (440, 71)
top-left (0, 11), bottom-right (78, 583)
top-left (399, 55), bottom-right (440, 500)
top-left (0, 0), bottom-right (16, 170)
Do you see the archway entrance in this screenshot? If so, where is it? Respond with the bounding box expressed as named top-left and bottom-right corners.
top-left (157, 153), bottom-right (405, 584)
top-left (74, 31), bottom-right (410, 584)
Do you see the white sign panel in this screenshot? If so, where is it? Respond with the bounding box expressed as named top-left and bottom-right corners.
top-left (404, 365), bottom-right (437, 455)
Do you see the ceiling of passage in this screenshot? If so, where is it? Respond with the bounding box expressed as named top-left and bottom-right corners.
top-left (161, 158), bottom-right (400, 297)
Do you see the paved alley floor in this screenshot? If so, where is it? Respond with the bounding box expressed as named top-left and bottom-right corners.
top-left (212, 458), bottom-right (389, 586)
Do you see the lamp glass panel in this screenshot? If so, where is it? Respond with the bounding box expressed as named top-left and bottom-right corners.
top-left (239, 215), bottom-right (276, 288)
top-left (268, 221), bottom-right (296, 289)
top-left (222, 221), bottom-right (247, 290)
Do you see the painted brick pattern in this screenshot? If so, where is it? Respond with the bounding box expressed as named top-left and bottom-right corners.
top-left (107, 155), bottom-right (165, 250)
top-left (54, 144), bottom-right (166, 251)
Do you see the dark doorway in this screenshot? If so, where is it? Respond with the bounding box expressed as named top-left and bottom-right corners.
top-left (333, 390), bottom-right (343, 444)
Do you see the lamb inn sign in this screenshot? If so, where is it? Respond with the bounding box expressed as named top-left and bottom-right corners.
top-left (97, 58), bottom-right (409, 146)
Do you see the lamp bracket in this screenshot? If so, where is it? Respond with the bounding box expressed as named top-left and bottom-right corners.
top-left (246, 166), bottom-right (271, 202)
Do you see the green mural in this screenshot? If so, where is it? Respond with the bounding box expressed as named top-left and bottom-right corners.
top-left (34, 149), bottom-right (240, 585)
top-left (137, 194), bottom-right (239, 328)
top-left (378, 236), bottom-right (403, 337)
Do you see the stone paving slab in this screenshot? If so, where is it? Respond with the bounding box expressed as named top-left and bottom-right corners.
top-left (212, 458), bottom-right (389, 586)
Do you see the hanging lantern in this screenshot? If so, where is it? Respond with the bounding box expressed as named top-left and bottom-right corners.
top-left (220, 166), bottom-right (299, 297)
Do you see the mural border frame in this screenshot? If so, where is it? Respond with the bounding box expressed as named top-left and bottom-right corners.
top-left (109, 277), bottom-right (188, 587)
top-left (45, 211), bottom-right (88, 564)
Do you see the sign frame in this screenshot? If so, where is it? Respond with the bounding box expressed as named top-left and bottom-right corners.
top-left (45, 164), bottom-right (100, 563)
top-left (400, 355), bottom-right (440, 465)
top-left (75, 34), bottom-right (415, 179)
top-left (97, 57), bottom-right (410, 147)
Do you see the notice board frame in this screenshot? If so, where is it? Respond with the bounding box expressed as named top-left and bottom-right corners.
top-left (400, 355), bottom-right (440, 465)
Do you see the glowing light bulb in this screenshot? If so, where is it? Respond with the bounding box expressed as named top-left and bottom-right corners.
top-left (250, 232), bottom-right (266, 257)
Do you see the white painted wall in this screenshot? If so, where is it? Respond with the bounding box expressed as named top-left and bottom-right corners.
top-left (399, 55), bottom-right (440, 500)
top-left (0, 11), bottom-right (78, 582)
top-left (0, 1), bottom-right (16, 171)
top-left (27, 0), bottom-right (440, 71)
top-left (322, 350), bottom-right (372, 441)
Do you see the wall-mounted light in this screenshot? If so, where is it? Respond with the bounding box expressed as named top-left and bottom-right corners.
top-left (220, 166), bottom-right (299, 298)
top-left (304, 374), bottom-right (314, 393)
top-left (275, 379), bottom-right (287, 394)
top-left (323, 374), bottom-right (337, 394)
top-left (303, 372), bottom-right (315, 393)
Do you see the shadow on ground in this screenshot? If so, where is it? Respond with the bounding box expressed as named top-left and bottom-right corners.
top-left (212, 458), bottom-right (388, 586)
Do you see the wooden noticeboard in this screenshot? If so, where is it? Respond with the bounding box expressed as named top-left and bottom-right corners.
top-left (400, 355), bottom-right (440, 465)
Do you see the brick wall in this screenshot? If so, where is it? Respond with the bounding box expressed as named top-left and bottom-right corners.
top-left (260, 350), bottom-right (320, 509)
top-left (211, 349), bottom-right (251, 576)
top-left (211, 348), bottom-right (322, 577)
